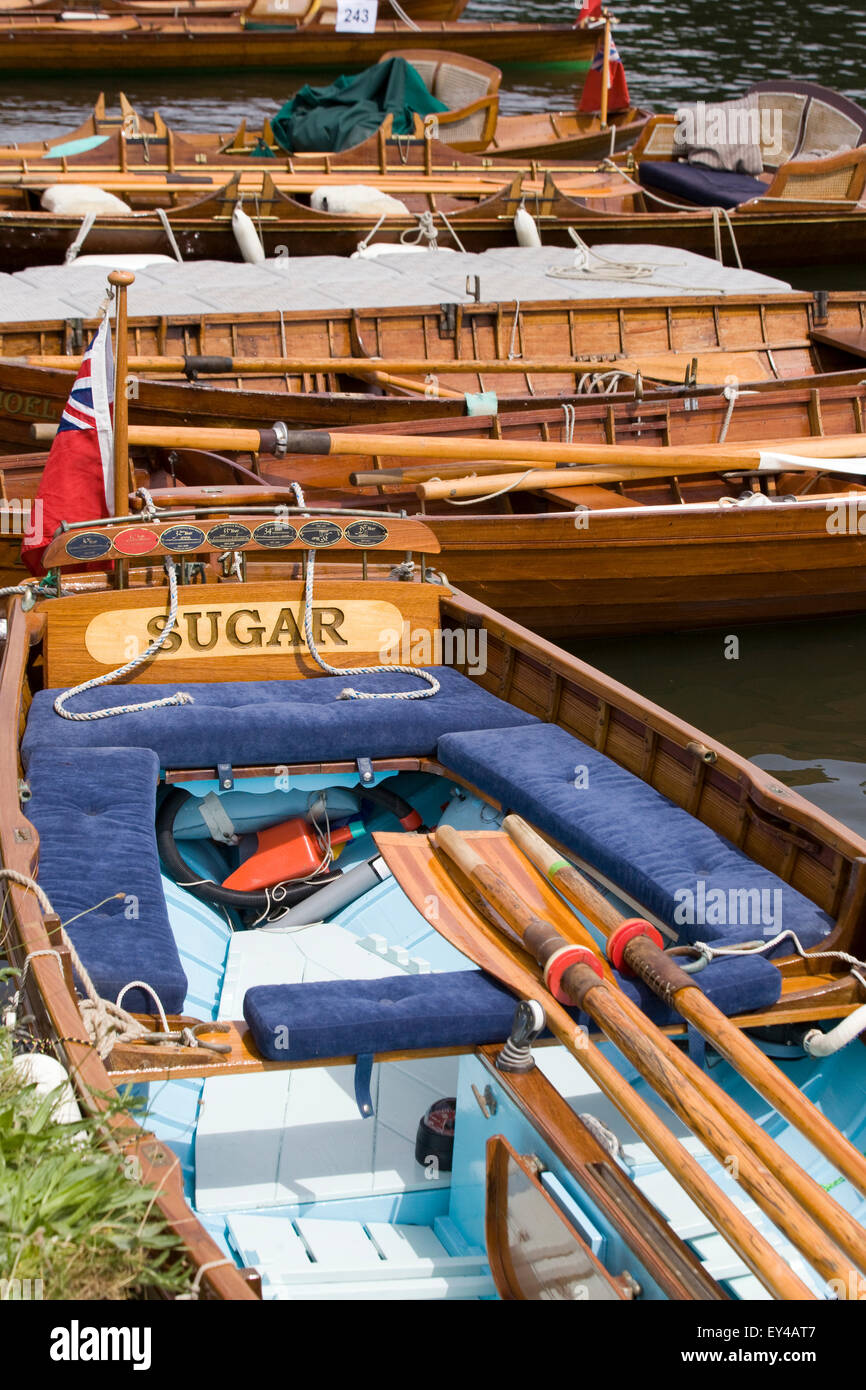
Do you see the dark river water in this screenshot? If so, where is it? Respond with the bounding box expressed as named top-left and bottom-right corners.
top-left (0, 3), bottom-right (864, 834)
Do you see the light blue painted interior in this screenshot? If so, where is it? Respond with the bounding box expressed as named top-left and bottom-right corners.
top-left (134, 765), bottom-right (866, 1301)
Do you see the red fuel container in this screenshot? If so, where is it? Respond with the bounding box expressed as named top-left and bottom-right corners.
top-left (222, 816), bottom-right (366, 891)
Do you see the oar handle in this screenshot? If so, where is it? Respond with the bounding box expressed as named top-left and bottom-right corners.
top-left (504, 813), bottom-right (866, 1230)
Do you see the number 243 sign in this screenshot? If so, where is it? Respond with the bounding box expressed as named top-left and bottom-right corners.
top-left (335, 0), bottom-right (378, 31)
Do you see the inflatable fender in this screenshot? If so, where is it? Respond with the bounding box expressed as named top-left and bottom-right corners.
top-left (311, 184), bottom-right (410, 217)
top-left (232, 203), bottom-right (266, 264)
top-left (514, 205), bottom-right (542, 247)
top-left (41, 184), bottom-right (132, 216)
top-left (12, 1053), bottom-right (80, 1125)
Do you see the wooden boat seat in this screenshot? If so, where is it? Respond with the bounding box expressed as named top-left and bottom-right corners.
top-left (536, 484), bottom-right (644, 510)
top-left (26, 746), bottom-right (189, 1014)
top-left (242, 967), bottom-right (518, 1061)
top-left (23, 666), bottom-right (539, 773)
top-left (21, 669), bottom-right (537, 1018)
top-left (638, 160), bottom-right (768, 210)
top-left (379, 48), bottom-right (500, 147)
top-left (434, 722), bottom-right (834, 951)
top-left (810, 326), bottom-right (866, 361)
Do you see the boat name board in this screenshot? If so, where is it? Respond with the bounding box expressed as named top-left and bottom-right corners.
top-left (83, 598), bottom-right (406, 664)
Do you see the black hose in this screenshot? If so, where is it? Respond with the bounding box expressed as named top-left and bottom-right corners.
top-left (352, 780), bottom-right (426, 832)
top-left (156, 786), bottom-right (340, 914)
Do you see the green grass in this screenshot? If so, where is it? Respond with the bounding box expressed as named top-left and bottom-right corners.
top-left (0, 1017), bottom-right (192, 1301)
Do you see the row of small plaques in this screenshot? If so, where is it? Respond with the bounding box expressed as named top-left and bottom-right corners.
top-left (65, 518), bottom-right (390, 561)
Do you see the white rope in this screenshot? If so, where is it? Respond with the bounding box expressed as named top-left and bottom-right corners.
top-left (289, 479), bottom-right (439, 701)
top-left (401, 210), bottom-right (438, 249)
top-left (386, 0), bottom-right (420, 28)
top-left (437, 207), bottom-right (467, 254)
top-left (156, 207), bottom-right (184, 263)
top-left (576, 369), bottom-right (635, 394)
top-left (562, 402), bottom-right (576, 443)
top-left (175, 1258), bottom-right (236, 1301)
top-left (717, 383), bottom-right (739, 443)
top-left (683, 930), bottom-right (866, 985)
top-left (597, 160), bottom-right (744, 269)
top-left (64, 210), bottom-right (97, 266)
top-left (0, 869), bottom-right (151, 1058)
top-left (355, 210), bottom-right (388, 254)
top-left (440, 468), bottom-right (536, 506)
top-left (552, 230), bottom-right (655, 283)
top-left (54, 557), bottom-right (193, 721)
top-left (507, 301), bottom-right (522, 361)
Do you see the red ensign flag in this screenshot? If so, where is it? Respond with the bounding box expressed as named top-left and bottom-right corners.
top-left (22, 315), bottom-right (115, 576)
top-left (578, 35), bottom-right (631, 113)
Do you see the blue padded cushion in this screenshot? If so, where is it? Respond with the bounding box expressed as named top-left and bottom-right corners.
top-left (26, 748), bottom-right (187, 1014)
top-left (640, 160), bottom-right (767, 209)
top-left (22, 667), bottom-right (538, 770)
top-left (436, 724), bottom-right (832, 951)
top-left (243, 969), bottom-right (520, 1061)
top-left (243, 953), bottom-right (780, 1062)
top-left (618, 950), bottom-right (780, 1023)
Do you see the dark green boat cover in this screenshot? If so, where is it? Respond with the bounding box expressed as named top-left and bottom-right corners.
top-left (271, 57), bottom-right (448, 155)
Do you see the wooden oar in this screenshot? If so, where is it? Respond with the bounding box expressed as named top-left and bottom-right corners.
top-left (373, 831), bottom-right (814, 1300)
top-left (10, 352), bottom-right (766, 381)
top-left (505, 814), bottom-right (866, 1201)
top-left (264, 426), bottom-right (866, 475)
top-left (434, 824), bottom-right (861, 1291)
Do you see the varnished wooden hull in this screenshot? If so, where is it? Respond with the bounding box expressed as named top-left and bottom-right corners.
top-left (422, 506), bottom-right (866, 637)
top-left (0, 18), bottom-right (596, 70)
top-left (0, 167), bottom-right (632, 270)
top-left (1, 289), bottom-right (864, 396)
top-left (1, 359), bottom-right (866, 451)
top-left (486, 108), bottom-right (652, 163)
top-left (4, 372), bottom-right (866, 635)
top-left (541, 176), bottom-right (866, 270)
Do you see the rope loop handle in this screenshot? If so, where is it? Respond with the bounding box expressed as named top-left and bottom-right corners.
top-left (54, 557), bottom-right (193, 722)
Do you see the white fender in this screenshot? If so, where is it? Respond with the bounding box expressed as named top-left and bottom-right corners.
top-left (514, 205), bottom-right (542, 247)
top-left (41, 184), bottom-right (132, 216)
top-left (351, 242), bottom-right (457, 259)
top-left (70, 253), bottom-right (176, 269)
top-left (311, 185), bottom-right (410, 217)
top-left (12, 1052), bottom-right (81, 1125)
top-left (232, 203), bottom-right (266, 264)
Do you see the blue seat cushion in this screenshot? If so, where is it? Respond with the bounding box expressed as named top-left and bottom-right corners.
top-left (244, 969), bottom-right (520, 1061)
top-left (22, 667), bottom-right (538, 771)
top-left (26, 747), bottom-right (187, 1014)
top-left (436, 724), bottom-right (832, 950)
top-left (243, 951), bottom-right (780, 1062)
top-left (640, 160), bottom-right (767, 209)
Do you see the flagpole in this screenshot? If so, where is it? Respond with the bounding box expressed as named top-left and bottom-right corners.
top-left (108, 269), bottom-right (134, 590)
top-left (600, 11), bottom-right (611, 129)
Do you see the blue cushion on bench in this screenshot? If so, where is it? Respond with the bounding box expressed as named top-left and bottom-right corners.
top-left (23, 667), bottom-right (538, 771)
top-left (244, 968), bottom-right (520, 1061)
top-left (619, 948), bottom-right (780, 1022)
top-left (640, 160), bottom-right (767, 208)
top-left (26, 748), bottom-right (188, 1014)
top-left (243, 950), bottom-right (780, 1062)
top-left (436, 724), bottom-right (832, 951)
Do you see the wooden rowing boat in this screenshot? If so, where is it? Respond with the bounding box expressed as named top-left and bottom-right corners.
top-left (7, 465), bottom-right (866, 1297)
top-left (0, 153), bottom-right (642, 268)
top-left (5, 356), bottom-right (866, 453)
top-left (0, 57), bottom-right (651, 172)
top-left (0, 287), bottom-right (862, 400)
top-left (5, 373), bottom-right (866, 635)
top-left (12, 0), bottom-right (470, 16)
top-left (0, 4), bottom-right (600, 71)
